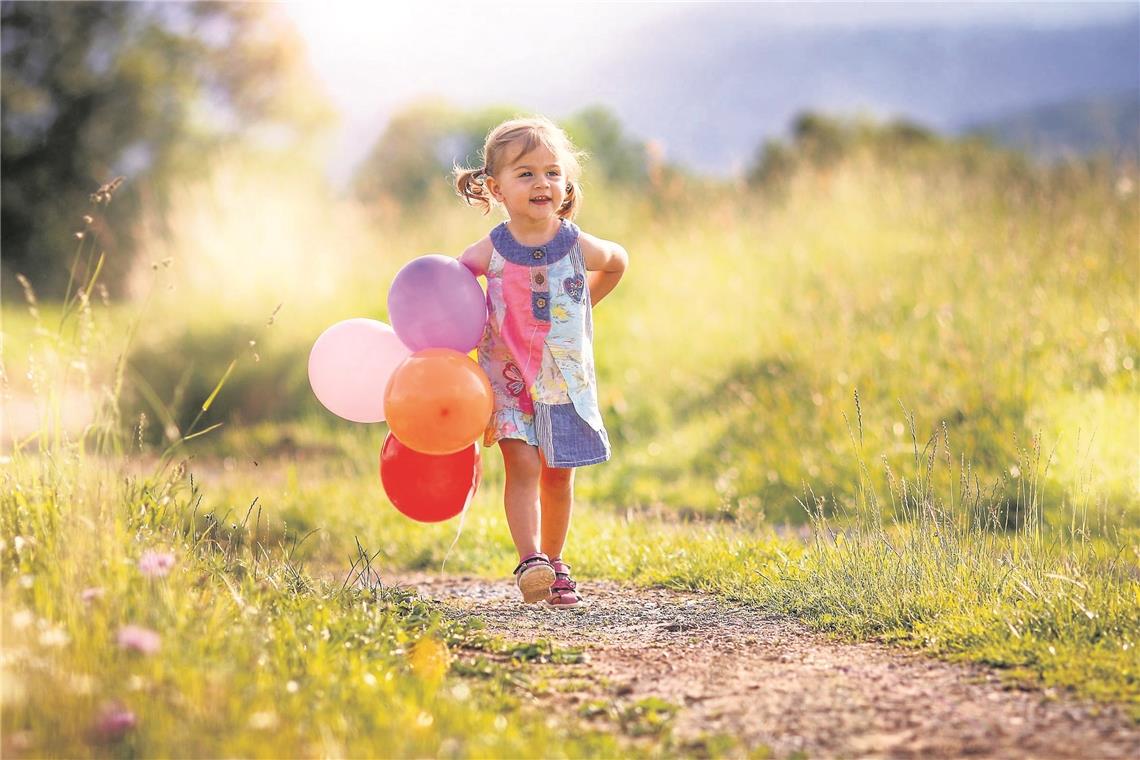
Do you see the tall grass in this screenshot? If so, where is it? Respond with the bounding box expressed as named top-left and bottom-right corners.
top-left (1, 446), bottom-right (636, 756)
top-left (105, 147), bottom-right (1138, 524)
top-left (582, 151), bottom-right (1138, 523)
top-left (753, 404), bottom-right (1140, 712)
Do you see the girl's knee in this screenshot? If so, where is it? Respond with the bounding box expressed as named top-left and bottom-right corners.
top-left (541, 465), bottom-right (574, 489)
top-left (501, 441), bottom-right (542, 481)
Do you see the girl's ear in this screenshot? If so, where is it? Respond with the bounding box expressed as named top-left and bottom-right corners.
top-left (486, 176), bottom-right (503, 202)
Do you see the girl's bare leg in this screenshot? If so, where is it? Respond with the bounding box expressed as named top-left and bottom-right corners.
top-left (499, 440), bottom-right (542, 560)
top-left (539, 459), bottom-right (574, 560)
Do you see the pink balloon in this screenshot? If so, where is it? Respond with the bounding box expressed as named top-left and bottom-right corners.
top-left (388, 254), bottom-right (488, 352)
top-left (308, 319), bottom-right (411, 423)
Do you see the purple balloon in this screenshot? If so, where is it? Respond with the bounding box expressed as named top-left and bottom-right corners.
top-left (388, 254), bottom-right (488, 352)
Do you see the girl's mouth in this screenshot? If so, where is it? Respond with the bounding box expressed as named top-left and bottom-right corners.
top-left (530, 196), bottom-right (551, 205)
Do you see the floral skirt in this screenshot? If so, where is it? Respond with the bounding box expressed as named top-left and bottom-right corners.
top-left (479, 340), bottom-right (610, 468)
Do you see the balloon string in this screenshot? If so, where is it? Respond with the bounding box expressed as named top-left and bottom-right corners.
top-left (441, 443), bottom-right (480, 572)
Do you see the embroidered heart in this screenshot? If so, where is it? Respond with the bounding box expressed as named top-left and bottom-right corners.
top-left (563, 274), bottom-right (585, 303)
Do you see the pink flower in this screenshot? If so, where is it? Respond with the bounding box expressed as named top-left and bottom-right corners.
top-left (137, 550), bottom-right (175, 578)
top-left (81, 587), bottom-right (104, 603)
top-left (90, 702), bottom-right (137, 744)
top-left (117, 625), bottom-right (161, 654)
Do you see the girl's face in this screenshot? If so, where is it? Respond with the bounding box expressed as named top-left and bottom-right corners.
top-left (487, 143), bottom-right (567, 226)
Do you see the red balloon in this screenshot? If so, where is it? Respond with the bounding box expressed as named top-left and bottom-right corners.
top-left (379, 433), bottom-right (479, 522)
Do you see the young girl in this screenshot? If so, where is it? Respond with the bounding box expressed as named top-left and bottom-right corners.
top-left (455, 116), bottom-right (628, 610)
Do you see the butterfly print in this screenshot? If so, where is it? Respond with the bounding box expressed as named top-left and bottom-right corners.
top-left (503, 362), bottom-right (526, 397)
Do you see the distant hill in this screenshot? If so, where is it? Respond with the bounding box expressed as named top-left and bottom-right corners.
top-left (571, 7), bottom-right (1140, 173)
top-left (963, 92), bottom-right (1140, 164)
top-left (323, 6), bottom-right (1140, 181)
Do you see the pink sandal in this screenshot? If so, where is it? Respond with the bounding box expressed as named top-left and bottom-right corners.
top-left (513, 552), bottom-right (556, 604)
top-left (546, 558), bottom-right (585, 609)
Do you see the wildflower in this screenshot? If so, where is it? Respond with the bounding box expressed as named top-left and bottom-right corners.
top-left (7, 730), bottom-right (35, 751)
top-left (67, 673), bottom-right (95, 695)
top-left (409, 637), bottom-right (451, 683)
top-left (117, 625), bottom-right (161, 654)
top-left (81, 587), bottom-right (104, 604)
top-left (90, 702), bottom-right (136, 744)
top-left (39, 625), bottom-right (70, 648)
top-left (137, 550), bottom-right (175, 578)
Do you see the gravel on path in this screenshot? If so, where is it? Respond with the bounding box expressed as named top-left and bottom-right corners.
top-left (389, 572), bottom-right (1140, 759)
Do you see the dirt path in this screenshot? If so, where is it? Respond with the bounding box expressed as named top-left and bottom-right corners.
top-left (389, 572), bottom-right (1140, 759)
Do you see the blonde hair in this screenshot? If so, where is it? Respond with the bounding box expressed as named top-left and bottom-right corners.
top-left (455, 116), bottom-right (585, 220)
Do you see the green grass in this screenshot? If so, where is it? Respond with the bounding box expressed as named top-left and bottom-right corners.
top-left (3, 142), bottom-right (1138, 755)
top-left (0, 452), bottom-right (641, 757)
top-left (186, 425), bottom-right (1139, 717)
top-left (77, 147), bottom-right (1137, 525)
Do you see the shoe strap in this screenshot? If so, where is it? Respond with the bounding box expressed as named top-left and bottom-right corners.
top-left (513, 552), bottom-right (551, 576)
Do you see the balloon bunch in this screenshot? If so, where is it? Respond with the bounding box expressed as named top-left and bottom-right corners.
top-left (308, 255), bottom-right (492, 522)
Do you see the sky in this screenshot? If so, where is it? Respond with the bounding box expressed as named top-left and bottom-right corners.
top-left (283, 1), bottom-right (1138, 183)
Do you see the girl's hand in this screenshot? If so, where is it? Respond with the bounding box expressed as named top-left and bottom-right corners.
top-left (580, 232), bottom-right (628, 306)
top-left (472, 443), bottom-right (483, 495)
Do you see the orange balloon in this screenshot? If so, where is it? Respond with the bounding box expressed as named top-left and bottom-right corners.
top-left (384, 348), bottom-right (493, 455)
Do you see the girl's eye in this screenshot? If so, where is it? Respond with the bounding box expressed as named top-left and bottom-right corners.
top-left (547, 170), bottom-right (561, 177)
top-left (520, 171), bottom-right (531, 177)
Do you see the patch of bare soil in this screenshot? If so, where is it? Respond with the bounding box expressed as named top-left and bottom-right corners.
top-left (390, 573), bottom-right (1140, 759)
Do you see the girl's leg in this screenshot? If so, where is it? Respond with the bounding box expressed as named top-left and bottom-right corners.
top-left (499, 440), bottom-right (543, 560)
top-left (539, 458), bottom-right (575, 560)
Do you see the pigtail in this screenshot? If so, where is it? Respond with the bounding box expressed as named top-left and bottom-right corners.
top-left (558, 178), bottom-right (583, 220)
top-left (454, 165), bottom-right (492, 215)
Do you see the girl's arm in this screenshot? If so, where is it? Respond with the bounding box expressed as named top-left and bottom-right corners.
top-left (580, 231), bottom-right (629, 307)
top-left (458, 236), bottom-right (493, 277)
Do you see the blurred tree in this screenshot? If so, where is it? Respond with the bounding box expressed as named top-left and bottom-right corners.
top-left (562, 106), bottom-right (647, 185)
top-left (747, 138), bottom-right (795, 188)
top-left (353, 102), bottom-right (649, 208)
top-left (352, 101), bottom-right (515, 207)
top-left (1, 1), bottom-right (331, 298)
top-left (746, 111), bottom-right (940, 188)
top-left (791, 112), bottom-right (853, 168)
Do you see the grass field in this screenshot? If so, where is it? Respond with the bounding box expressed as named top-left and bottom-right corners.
top-left (3, 140), bottom-right (1138, 754)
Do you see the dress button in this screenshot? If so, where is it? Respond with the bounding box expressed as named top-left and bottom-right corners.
top-left (534, 273), bottom-right (545, 285)
top-left (536, 297), bottom-right (547, 308)
top-left (533, 248), bottom-right (545, 260)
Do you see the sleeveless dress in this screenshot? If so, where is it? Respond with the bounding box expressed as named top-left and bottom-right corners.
top-left (477, 219), bottom-right (611, 468)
